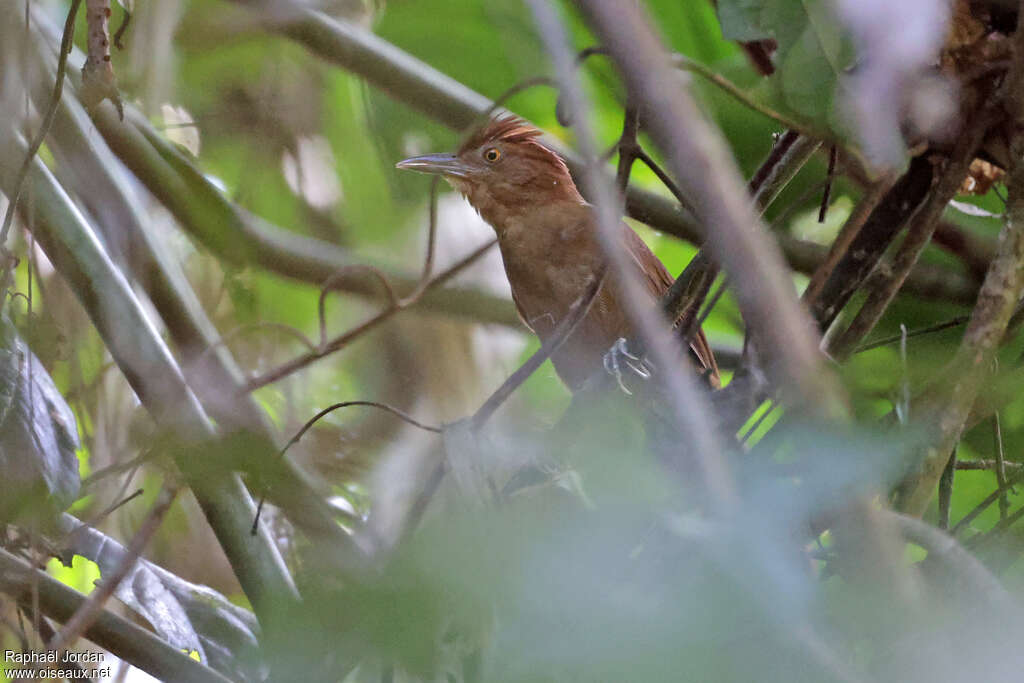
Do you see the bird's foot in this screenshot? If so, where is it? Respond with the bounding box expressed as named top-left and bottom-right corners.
top-left (602, 338), bottom-right (652, 395)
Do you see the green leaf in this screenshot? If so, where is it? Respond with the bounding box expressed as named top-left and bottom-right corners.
top-left (716, 0), bottom-right (854, 124)
top-left (769, 0), bottom-right (850, 121)
top-left (716, 0), bottom-right (771, 42)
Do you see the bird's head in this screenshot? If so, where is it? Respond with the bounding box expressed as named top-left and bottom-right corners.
top-left (397, 115), bottom-right (583, 223)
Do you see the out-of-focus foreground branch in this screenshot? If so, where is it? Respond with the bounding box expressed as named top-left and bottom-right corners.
top-left (574, 0), bottom-right (843, 412)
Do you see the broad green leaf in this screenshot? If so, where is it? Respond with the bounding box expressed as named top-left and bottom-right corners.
top-left (767, 0), bottom-right (851, 121)
top-left (716, 0), bottom-right (771, 41)
top-left (716, 0), bottom-right (854, 124)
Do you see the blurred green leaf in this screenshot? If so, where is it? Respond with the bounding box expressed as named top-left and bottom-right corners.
top-left (716, 0), bottom-right (771, 41)
top-left (716, 0), bottom-right (854, 124)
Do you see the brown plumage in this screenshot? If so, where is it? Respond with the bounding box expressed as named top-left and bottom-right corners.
top-left (398, 114), bottom-right (718, 391)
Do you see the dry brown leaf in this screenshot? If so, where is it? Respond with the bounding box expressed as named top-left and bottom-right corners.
top-left (959, 158), bottom-right (1004, 195)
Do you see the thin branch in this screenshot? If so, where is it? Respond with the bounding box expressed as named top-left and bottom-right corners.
top-left (894, 21), bottom-right (1024, 515)
top-left (808, 155), bottom-right (936, 330)
top-left (687, 276), bottom-right (729, 347)
top-left (234, 4), bottom-right (983, 307)
top-left (938, 447), bottom-right (956, 531)
top-left (671, 54), bottom-right (809, 134)
top-left (0, 0), bottom-right (82, 293)
top-left (769, 180), bottom-right (831, 231)
top-left (242, 239), bottom-right (496, 393)
top-left (614, 102), bottom-right (641, 195)
top-left (253, 401), bottom-right (440, 533)
top-left (661, 249), bottom-right (716, 336)
top-left (994, 412), bottom-right (1010, 519)
top-left (964, 503), bottom-right (1024, 551)
top-left (530, 0), bottom-right (738, 511)
top-left (470, 269), bottom-right (606, 432)
top-left (748, 130), bottom-right (799, 197)
top-left (749, 132), bottom-right (822, 212)
top-left (855, 315), bottom-right (970, 353)
top-left (48, 484), bottom-right (178, 656)
top-left (402, 450), bottom-right (449, 537)
top-left (80, 449), bottom-right (159, 490)
top-left (955, 459), bottom-right (1024, 472)
top-left (0, 548), bottom-right (232, 683)
top-left (0, 129), bottom-right (302, 620)
top-left (827, 104), bottom-right (996, 360)
top-left (320, 266), bottom-right (398, 341)
top-left (201, 322), bottom-right (318, 369)
top-left (480, 76), bottom-right (557, 125)
top-left (612, 101), bottom-right (698, 214)
top-left (572, 44), bottom-right (609, 65)
top-left (86, 488), bottom-right (145, 526)
top-left (818, 145), bottom-right (837, 223)
top-left (634, 149), bottom-right (691, 210)
top-left (951, 468), bottom-right (1024, 535)
top-left (578, 0), bottom-right (844, 415)
top-left (288, 402), bottom-right (441, 445)
top-left (401, 176), bottom-right (440, 302)
top-left (112, 4), bottom-right (130, 50)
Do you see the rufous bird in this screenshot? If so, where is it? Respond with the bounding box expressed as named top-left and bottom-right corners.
top-left (397, 115), bottom-right (718, 392)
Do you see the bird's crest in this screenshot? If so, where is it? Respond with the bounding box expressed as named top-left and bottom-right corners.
top-left (459, 114), bottom-right (543, 154)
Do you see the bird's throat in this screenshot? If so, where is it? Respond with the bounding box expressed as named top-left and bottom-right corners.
top-left (448, 176), bottom-right (584, 238)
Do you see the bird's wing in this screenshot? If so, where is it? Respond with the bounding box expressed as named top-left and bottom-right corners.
top-left (508, 284), bottom-right (534, 333)
top-left (621, 223), bottom-right (674, 297)
top-left (621, 224), bottom-right (720, 387)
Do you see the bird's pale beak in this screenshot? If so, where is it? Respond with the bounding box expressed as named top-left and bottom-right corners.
top-left (395, 153), bottom-right (472, 178)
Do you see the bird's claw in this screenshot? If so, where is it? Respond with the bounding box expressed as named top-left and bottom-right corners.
top-left (602, 338), bottom-right (652, 395)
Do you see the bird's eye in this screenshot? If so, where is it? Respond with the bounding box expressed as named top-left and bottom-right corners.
top-left (483, 147), bottom-right (501, 163)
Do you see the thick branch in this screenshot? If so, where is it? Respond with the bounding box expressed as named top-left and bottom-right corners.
top-left (48, 485), bottom-right (178, 656)
top-left (809, 155), bottom-right (937, 331)
top-left (19, 57), bottom-right (362, 556)
top-left (471, 270), bottom-right (606, 431)
top-left (803, 177), bottom-right (894, 306)
top-left (0, 549), bottom-right (232, 683)
top-left (22, 5), bottom-right (517, 328)
top-left (828, 105), bottom-right (995, 360)
top-left (0, 132), bottom-right (303, 622)
top-left (89, 105), bottom-right (518, 327)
